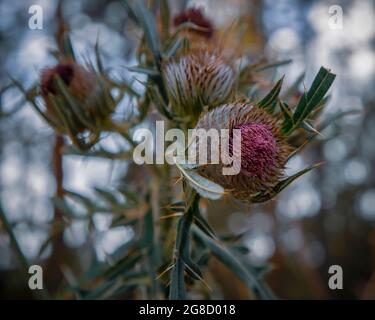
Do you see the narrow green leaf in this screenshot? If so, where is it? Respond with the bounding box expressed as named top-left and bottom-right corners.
top-left (83, 279), bottom-right (123, 300)
top-left (164, 37), bottom-right (185, 59)
top-left (103, 252), bottom-right (143, 280)
top-left (250, 163), bottom-right (323, 203)
top-left (111, 215), bottom-right (138, 228)
top-left (184, 258), bottom-right (203, 280)
top-left (94, 35), bottom-right (104, 74)
top-left (280, 100), bottom-right (294, 133)
top-left (52, 197), bottom-right (85, 220)
top-left (193, 209), bottom-right (217, 239)
top-left (126, 65), bottom-right (159, 77)
top-left (55, 77), bottom-right (94, 130)
top-left (160, 0), bottom-right (170, 39)
top-left (193, 226), bottom-right (275, 300)
top-left (62, 33), bottom-right (76, 60)
top-left (258, 76), bottom-right (284, 113)
top-left (290, 67), bottom-right (336, 133)
top-left (282, 72), bottom-right (305, 100)
top-left (301, 120), bottom-right (322, 135)
top-left (123, 1), bottom-right (162, 66)
top-left (111, 280), bottom-right (148, 299)
top-left (147, 84), bottom-right (173, 120)
top-left (65, 190), bottom-right (96, 212)
top-left (94, 188), bottom-right (119, 206)
top-left (253, 59), bottom-right (292, 73)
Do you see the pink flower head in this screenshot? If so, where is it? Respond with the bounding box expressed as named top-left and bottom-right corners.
top-left (195, 102), bottom-right (291, 199)
top-left (231, 123), bottom-right (278, 178)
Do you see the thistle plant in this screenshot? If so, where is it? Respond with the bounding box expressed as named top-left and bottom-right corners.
top-left (8, 1), bottom-right (340, 300)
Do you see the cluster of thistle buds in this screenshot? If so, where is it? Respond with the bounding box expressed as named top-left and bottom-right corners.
top-left (29, 5), bottom-right (335, 203)
top-left (161, 7), bottom-right (335, 202)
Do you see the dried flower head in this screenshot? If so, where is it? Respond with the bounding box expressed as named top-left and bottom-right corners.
top-left (173, 7), bottom-right (214, 39)
top-left (41, 61), bottom-right (95, 106)
top-left (39, 60), bottom-right (116, 139)
top-left (162, 50), bottom-right (235, 121)
top-left (195, 102), bottom-right (291, 199)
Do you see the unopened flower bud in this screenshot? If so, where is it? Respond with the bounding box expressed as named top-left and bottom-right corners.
top-left (40, 61), bottom-right (113, 135)
top-left (163, 50), bottom-right (235, 120)
top-left (41, 61), bottom-right (95, 108)
top-left (173, 7), bottom-right (214, 39)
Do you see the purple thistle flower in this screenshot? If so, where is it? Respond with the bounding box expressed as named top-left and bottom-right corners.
top-left (231, 123), bottom-right (278, 179)
top-left (195, 102), bottom-right (291, 199)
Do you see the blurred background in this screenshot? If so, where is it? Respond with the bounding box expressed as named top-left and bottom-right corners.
top-left (0, 0), bottom-right (374, 299)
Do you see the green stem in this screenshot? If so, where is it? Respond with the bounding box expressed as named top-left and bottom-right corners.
top-left (169, 189), bottom-right (198, 300)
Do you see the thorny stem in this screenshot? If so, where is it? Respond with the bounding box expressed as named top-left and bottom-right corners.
top-left (149, 176), bottom-right (162, 299)
top-left (169, 187), bottom-right (199, 300)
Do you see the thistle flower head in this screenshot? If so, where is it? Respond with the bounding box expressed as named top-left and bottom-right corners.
top-left (41, 63), bottom-right (74, 95)
top-left (39, 61), bottom-right (115, 142)
top-left (41, 61), bottom-right (94, 102)
top-left (231, 123), bottom-right (278, 179)
top-left (173, 7), bottom-right (214, 39)
top-left (195, 102), bottom-right (291, 199)
top-left (163, 50), bottom-right (235, 121)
